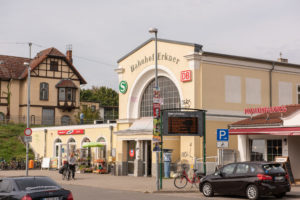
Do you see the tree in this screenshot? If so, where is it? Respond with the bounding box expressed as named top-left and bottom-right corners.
top-left (80, 86), bottom-right (118, 106)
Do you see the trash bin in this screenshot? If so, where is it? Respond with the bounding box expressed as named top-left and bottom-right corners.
top-left (29, 160), bottom-right (34, 169)
top-left (163, 152), bottom-right (172, 178)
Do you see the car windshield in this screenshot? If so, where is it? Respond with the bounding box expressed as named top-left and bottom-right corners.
top-left (263, 164), bottom-right (285, 174)
top-left (15, 177), bottom-right (60, 191)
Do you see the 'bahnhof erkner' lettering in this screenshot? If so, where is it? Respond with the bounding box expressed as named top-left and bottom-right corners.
top-left (130, 52), bottom-right (180, 72)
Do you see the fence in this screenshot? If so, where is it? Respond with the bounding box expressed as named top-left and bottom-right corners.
top-left (0, 115), bottom-right (116, 127)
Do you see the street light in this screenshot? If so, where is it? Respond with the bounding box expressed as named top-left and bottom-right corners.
top-left (148, 28), bottom-right (158, 88)
top-left (149, 27), bottom-right (160, 191)
top-left (23, 42), bottom-right (32, 177)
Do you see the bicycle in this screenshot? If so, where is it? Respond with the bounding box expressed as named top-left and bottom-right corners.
top-left (174, 164), bottom-right (204, 189)
top-left (61, 162), bottom-right (71, 181)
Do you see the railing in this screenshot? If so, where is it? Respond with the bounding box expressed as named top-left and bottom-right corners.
top-left (0, 115), bottom-right (117, 127)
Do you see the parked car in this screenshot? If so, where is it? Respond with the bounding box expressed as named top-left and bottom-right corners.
top-left (0, 176), bottom-right (73, 200)
top-left (199, 162), bottom-right (290, 200)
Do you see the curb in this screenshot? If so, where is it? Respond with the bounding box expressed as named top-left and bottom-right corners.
top-left (152, 190), bottom-right (199, 193)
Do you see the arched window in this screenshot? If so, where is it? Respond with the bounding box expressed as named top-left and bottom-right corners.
top-left (40, 82), bottom-right (49, 100)
top-left (54, 138), bottom-right (62, 157)
top-left (140, 76), bottom-right (180, 117)
top-left (97, 137), bottom-right (106, 159)
top-left (67, 138), bottom-right (76, 155)
top-left (61, 115), bottom-right (71, 125)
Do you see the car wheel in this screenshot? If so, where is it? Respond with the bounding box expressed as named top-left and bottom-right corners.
top-left (202, 182), bottom-right (214, 197)
top-left (274, 192), bottom-right (286, 198)
top-left (246, 184), bottom-right (259, 200)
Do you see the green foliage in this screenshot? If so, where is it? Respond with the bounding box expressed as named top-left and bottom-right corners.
top-left (0, 124), bottom-right (34, 161)
top-left (75, 106), bottom-right (101, 123)
top-left (80, 86), bottom-right (118, 106)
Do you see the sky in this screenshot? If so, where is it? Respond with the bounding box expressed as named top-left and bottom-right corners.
top-left (1, 0), bottom-right (300, 91)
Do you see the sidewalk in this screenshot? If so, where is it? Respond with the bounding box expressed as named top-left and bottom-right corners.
top-left (1, 169), bottom-right (300, 196)
top-left (0, 170), bottom-right (177, 193)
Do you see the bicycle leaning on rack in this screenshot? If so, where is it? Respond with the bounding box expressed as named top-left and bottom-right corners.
top-left (174, 164), bottom-right (204, 189)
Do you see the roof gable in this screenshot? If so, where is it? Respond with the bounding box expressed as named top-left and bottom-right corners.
top-left (117, 38), bottom-right (202, 63)
top-left (12, 47), bottom-right (87, 84)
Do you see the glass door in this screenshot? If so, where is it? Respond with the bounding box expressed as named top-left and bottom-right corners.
top-left (127, 141), bottom-right (136, 175)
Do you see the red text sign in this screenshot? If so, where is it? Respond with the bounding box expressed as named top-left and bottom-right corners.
top-left (58, 129), bottom-right (85, 135)
top-left (181, 70), bottom-right (192, 82)
top-left (244, 106), bottom-right (287, 115)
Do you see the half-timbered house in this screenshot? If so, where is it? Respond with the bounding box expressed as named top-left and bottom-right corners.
top-left (0, 47), bottom-right (86, 125)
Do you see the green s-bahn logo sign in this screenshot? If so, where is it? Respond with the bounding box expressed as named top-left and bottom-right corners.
top-left (119, 80), bottom-right (128, 94)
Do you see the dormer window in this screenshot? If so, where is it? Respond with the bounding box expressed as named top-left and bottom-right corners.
top-left (50, 61), bottom-right (58, 71)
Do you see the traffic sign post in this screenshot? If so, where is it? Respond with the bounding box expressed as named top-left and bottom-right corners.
top-left (24, 128), bottom-right (32, 137)
top-left (217, 129), bottom-right (229, 167)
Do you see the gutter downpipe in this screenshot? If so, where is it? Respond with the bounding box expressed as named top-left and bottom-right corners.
top-left (270, 63), bottom-right (275, 107)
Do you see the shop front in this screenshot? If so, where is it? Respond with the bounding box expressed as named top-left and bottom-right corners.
top-left (31, 124), bottom-right (115, 171)
top-left (229, 105), bottom-right (300, 181)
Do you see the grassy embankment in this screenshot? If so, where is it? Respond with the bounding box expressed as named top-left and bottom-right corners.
top-left (0, 123), bottom-right (34, 162)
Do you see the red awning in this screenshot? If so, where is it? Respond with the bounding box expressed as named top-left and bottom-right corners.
top-left (229, 127), bottom-right (300, 136)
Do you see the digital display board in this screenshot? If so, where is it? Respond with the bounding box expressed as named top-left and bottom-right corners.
top-left (168, 117), bottom-right (198, 134)
top-left (162, 111), bottom-right (204, 136)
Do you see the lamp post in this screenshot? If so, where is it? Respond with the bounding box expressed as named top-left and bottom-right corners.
top-left (23, 42), bottom-right (32, 177)
top-left (149, 27), bottom-right (160, 191)
top-left (149, 28), bottom-right (158, 87)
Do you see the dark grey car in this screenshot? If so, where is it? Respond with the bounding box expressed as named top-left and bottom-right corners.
top-left (0, 176), bottom-right (73, 200)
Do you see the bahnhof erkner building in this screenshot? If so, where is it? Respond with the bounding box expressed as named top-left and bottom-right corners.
top-left (31, 38), bottom-right (300, 181)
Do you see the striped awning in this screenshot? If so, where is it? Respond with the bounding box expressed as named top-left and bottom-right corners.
top-left (229, 127), bottom-right (300, 136)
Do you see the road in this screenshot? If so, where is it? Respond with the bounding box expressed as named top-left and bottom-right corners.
top-left (62, 184), bottom-right (300, 200)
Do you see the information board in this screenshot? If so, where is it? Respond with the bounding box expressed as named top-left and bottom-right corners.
top-left (41, 157), bottom-right (50, 169)
top-left (163, 110), bottom-right (204, 136)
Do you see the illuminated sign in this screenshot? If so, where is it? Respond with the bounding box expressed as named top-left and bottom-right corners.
top-left (244, 106), bottom-right (287, 115)
top-left (162, 111), bottom-right (204, 136)
top-left (58, 129), bottom-right (85, 135)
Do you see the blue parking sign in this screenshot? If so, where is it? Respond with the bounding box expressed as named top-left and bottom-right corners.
top-left (217, 129), bottom-right (229, 141)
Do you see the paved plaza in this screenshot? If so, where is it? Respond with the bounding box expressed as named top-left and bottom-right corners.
top-left (1, 169), bottom-right (300, 197)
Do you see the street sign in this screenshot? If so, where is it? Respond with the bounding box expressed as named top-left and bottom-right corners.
top-left (217, 141), bottom-right (228, 148)
top-left (217, 129), bottom-right (229, 141)
top-left (119, 80), bottom-right (128, 94)
top-left (24, 136), bottom-right (32, 143)
top-left (24, 128), bottom-right (32, 136)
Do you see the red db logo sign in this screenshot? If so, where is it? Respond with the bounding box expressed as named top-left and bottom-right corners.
top-left (181, 70), bottom-right (192, 82)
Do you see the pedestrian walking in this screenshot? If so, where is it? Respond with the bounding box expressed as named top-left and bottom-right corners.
top-left (80, 112), bottom-right (84, 124)
top-left (68, 153), bottom-right (76, 180)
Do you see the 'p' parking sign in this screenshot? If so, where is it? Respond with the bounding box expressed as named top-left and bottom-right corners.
top-left (217, 129), bottom-right (229, 141)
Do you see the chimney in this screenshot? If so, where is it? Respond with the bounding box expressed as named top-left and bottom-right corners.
top-left (66, 44), bottom-right (73, 64)
top-left (277, 52), bottom-right (288, 63)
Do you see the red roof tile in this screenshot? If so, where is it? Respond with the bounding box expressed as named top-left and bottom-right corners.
top-left (0, 55), bottom-right (30, 80)
top-left (231, 104), bottom-right (300, 126)
top-left (56, 79), bottom-right (78, 88)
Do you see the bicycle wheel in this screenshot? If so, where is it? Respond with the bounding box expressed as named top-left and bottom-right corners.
top-left (174, 176), bottom-right (188, 189)
top-left (66, 169), bottom-right (71, 180)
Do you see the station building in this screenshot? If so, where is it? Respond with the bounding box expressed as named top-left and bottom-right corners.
top-left (32, 38), bottom-right (300, 178)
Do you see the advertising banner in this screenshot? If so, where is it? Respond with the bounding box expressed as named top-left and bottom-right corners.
top-left (58, 129), bottom-right (85, 135)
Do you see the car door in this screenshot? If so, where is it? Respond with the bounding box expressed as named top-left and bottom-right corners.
top-left (233, 163), bottom-right (251, 195)
top-left (0, 179), bottom-right (14, 199)
top-left (210, 163), bottom-right (237, 194)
